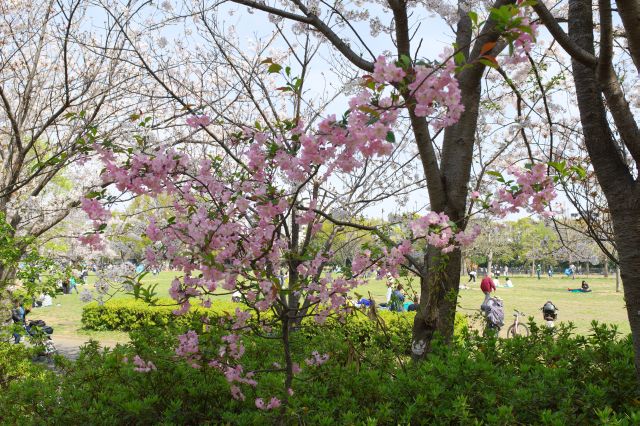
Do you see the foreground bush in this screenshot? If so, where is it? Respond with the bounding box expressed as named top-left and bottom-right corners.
top-left (0, 342), bottom-right (50, 390)
top-left (1, 322), bottom-right (638, 425)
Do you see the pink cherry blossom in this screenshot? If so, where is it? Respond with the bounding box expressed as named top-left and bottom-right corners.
top-left (186, 114), bottom-right (211, 128)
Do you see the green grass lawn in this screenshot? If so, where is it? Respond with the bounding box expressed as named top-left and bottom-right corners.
top-left (28, 270), bottom-right (628, 344)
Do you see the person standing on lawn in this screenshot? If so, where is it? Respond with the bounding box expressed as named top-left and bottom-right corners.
top-left (480, 272), bottom-right (496, 308)
top-left (11, 300), bottom-right (26, 343)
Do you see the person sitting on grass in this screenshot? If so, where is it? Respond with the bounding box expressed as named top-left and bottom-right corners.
top-left (496, 277), bottom-right (514, 288)
top-left (389, 284), bottom-right (405, 312)
top-left (568, 280), bottom-right (592, 293)
top-left (407, 296), bottom-right (419, 312)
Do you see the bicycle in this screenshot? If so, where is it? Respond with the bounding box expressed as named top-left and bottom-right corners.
top-left (506, 310), bottom-right (530, 337)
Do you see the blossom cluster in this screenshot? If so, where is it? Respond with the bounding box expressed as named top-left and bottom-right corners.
top-left (131, 355), bottom-right (157, 373)
top-left (410, 211), bottom-right (481, 253)
top-left (371, 55), bottom-right (464, 130)
top-left (489, 163), bottom-right (557, 218)
top-left (503, 1), bottom-right (538, 65)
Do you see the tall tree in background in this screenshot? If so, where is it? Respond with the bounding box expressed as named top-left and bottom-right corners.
top-left (0, 0), bottom-right (131, 289)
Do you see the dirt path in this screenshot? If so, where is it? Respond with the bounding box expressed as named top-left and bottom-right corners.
top-left (52, 335), bottom-right (129, 360)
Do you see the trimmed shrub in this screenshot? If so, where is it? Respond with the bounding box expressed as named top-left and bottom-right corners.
top-left (82, 299), bottom-right (467, 345)
top-left (81, 299), bottom-right (243, 331)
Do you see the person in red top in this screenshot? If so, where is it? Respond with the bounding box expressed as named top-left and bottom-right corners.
top-left (480, 272), bottom-right (496, 306)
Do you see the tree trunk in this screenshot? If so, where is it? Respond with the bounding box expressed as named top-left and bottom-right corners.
top-left (487, 248), bottom-right (493, 275)
top-left (604, 260), bottom-right (609, 277)
top-left (412, 246), bottom-right (461, 360)
top-left (530, 260), bottom-right (534, 278)
top-left (616, 265), bottom-right (621, 293)
top-left (611, 211), bottom-right (640, 383)
top-left (585, 262), bottom-right (590, 277)
top-left (0, 263), bottom-right (18, 292)
top-left (568, 0), bottom-right (640, 384)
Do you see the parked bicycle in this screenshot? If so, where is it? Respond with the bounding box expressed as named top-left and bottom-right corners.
top-left (506, 310), bottom-right (530, 337)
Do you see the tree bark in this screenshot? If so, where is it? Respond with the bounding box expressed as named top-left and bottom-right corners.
top-left (408, 0), bottom-right (492, 357)
top-left (530, 260), bottom-right (534, 278)
top-left (487, 248), bottom-right (494, 275)
top-left (616, 265), bottom-right (621, 293)
top-left (604, 260), bottom-right (609, 277)
top-left (615, 0), bottom-right (640, 73)
top-left (567, 0), bottom-right (640, 384)
top-left (411, 246), bottom-right (461, 359)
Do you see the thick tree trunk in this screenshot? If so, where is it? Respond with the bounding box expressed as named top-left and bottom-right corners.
top-left (411, 246), bottom-right (462, 360)
top-left (611, 210), bottom-right (640, 383)
top-left (568, 0), bottom-right (640, 384)
top-left (0, 264), bottom-right (18, 291)
top-left (409, 0), bottom-right (511, 359)
top-left (604, 260), bottom-right (609, 278)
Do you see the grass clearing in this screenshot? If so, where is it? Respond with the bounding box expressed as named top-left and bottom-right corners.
top-left (28, 270), bottom-right (628, 345)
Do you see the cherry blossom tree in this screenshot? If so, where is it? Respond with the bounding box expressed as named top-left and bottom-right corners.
top-left (0, 0), bottom-right (137, 291)
top-left (194, 0), bottom-right (551, 358)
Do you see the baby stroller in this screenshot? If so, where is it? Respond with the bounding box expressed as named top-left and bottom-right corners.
top-left (541, 301), bottom-right (558, 328)
top-left (25, 319), bottom-right (57, 356)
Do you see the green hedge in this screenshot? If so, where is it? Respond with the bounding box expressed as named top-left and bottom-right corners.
top-left (82, 299), bottom-right (467, 340)
top-left (301, 311), bottom-right (468, 356)
top-left (81, 299), bottom-right (242, 331)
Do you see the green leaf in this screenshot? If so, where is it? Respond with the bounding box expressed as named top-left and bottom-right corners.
top-left (468, 11), bottom-right (478, 26)
top-left (570, 165), bottom-right (587, 179)
top-left (267, 63), bottom-right (282, 73)
top-left (398, 54), bottom-right (412, 70)
top-left (85, 191), bottom-right (102, 199)
top-left (454, 51), bottom-right (466, 66)
top-left (548, 161), bottom-right (566, 174)
top-left (478, 57), bottom-right (499, 69)
top-left (386, 131), bottom-right (396, 143)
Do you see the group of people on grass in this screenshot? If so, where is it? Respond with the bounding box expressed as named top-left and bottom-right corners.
top-left (382, 277), bottom-right (419, 312)
top-left (341, 274), bottom-right (419, 313)
top-left (60, 267), bottom-right (88, 295)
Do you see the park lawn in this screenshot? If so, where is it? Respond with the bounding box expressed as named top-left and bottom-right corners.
top-left (28, 271), bottom-right (629, 344)
top-left (457, 275), bottom-right (629, 335)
